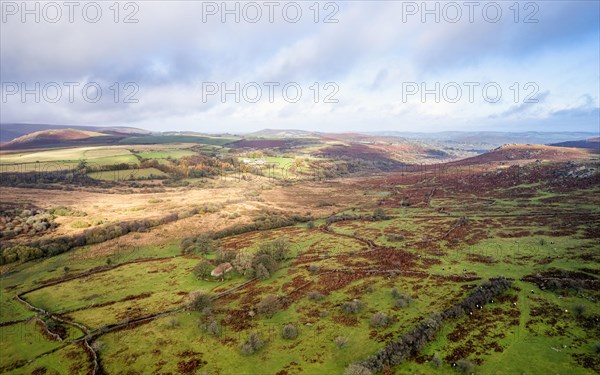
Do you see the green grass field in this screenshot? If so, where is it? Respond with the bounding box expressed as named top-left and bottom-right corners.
top-left (87, 167), bottom-right (168, 181)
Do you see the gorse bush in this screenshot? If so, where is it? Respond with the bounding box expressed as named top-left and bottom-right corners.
top-left (256, 294), bottom-right (281, 317)
top-left (239, 332), bottom-right (265, 355)
top-left (187, 291), bottom-right (212, 313)
top-left (344, 364), bottom-right (373, 375)
top-left (308, 264), bottom-right (320, 273)
top-left (393, 290), bottom-right (411, 308)
top-left (200, 319), bottom-right (221, 336)
top-left (281, 324), bottom-right (298, 340)
top-left (308, 291), bottom-right (325, 301)
top-left (48, 206), bottom-right (87, 217)
top-left (456, 359), bottom-right (474, 374)
top-left (341, 300), bottom-right (364, 314)
top-left (370, 312), bottom-right (392, 328)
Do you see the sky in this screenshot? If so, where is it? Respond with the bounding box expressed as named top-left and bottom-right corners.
top-left (1, 0), bottom-right (599, 134)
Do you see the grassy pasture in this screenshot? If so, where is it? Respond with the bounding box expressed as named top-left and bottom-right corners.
top-left (87, 167), bottom-right (168, 181)
top-left (134, 149), bottom-right (196, 159)
top-left (0, 146), bottom-right (140, 174)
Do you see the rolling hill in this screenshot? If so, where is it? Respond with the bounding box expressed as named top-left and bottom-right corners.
top-left (550, 137), bottom-right (600, 153)
top-left (447, 144), bottom-right (592, 165)
top-left (0, 129), bottom-right (122, 150)
top-left (0, 123), bottom-right (150, 143)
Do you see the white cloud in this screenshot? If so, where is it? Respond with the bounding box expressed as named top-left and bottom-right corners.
top-left (1, 1), bottom-right (598, 132)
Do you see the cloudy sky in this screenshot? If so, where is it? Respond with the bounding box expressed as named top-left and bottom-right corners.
top-left (1, 1), bottom-right (599, 133)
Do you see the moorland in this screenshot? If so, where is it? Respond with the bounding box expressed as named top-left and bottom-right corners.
top-left (0, 125), bottom-right (598, 374)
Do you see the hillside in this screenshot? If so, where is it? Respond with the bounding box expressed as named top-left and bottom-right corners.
top-left (0, 129), bottom-right (116, 150)
top-left (370, 131), bottom-right (599, 148)
top-left (550, 137), bottom-right (600, 153)
top-left (447, 144), bottom-right (592, 166)
top-left (0, 123), bottom-right (150, 143)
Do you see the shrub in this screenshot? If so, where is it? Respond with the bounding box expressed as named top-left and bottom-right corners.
top-left (335, 335), bottom-right (349, 348)
top-left (370, 312), bottom-right (392, 328)
top-left (252, 253), bottom-right (278, 279)
top-left (193, 261), bottom-right (214, 280)
top-left (187, 291), bottom-right (212, 313)
top-left (317, 201), bottom-right (334, 207)
top-left (0, 245), bottom-right (43, 264)
top-left (71, 220), bottom-right (90, 228)
top-left (200, 319), bottom-right (221, 336)
top-left (372, 208), bottom-right (388, 221)
top-left (573, 304), bottom-right (586, 317)
top-left (181, 234), bottom-right (217, 255)
top-left (281, 324), bottom-right (298, 340)
top-left (196, 234), bottom-right (216, 255)
top-left (49, 206), bottom-right (87, 217)
top-left (431, 353), bottom-right (443, 368)
top-left (308, 291), bottom-right (325, 301)
top-left (271, 237), bottom-right (290, 261)
top-left (393, 291), bottom-right (411, 308)
top-left (308, 264), bottom-right (320, 273)
top-left (387, 234), bottom-right (405, 242)
top-left (344, 364), bottom-right (373, 375)
top-left (456, 359), bottom-right (474, 374)
top-left (594, 342), bottom-right (600, 354)
top-left (239, 332), bottom-right (264, 355)
top-left (166, 317), bottom-right (179, 329)
top-left (256, 294), bottom-right (281, 317)
top-left (180, 237), bottom-right (196, 253)
top-left (215, 249), bottom-right (235, 264)
top-left (233, 252), bottom-right (253, 275)
top-left (319, 310), bottom-right (329, 318)
top-left (341, 300), bottom-right (364, 314)
top-left (255, 263), bottom-right (270, 280)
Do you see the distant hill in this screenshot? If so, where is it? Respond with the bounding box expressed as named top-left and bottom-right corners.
top-left (448, 144), bottom-right (592, 165)
top-left (369, 131), bottom-right (599, 148)
top-left (0, 129), bottom-right (121, 150)
top-left (0, 123), bottom-right (151, 143)
top-left (550, 137), bottom-right (600, 153)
